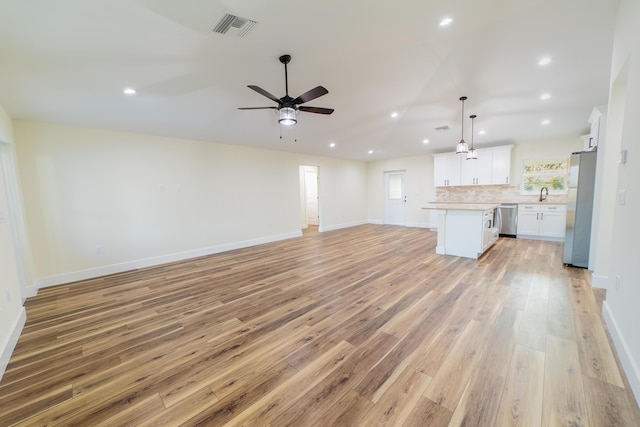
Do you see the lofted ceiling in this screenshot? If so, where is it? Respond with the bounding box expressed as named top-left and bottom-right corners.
top-left (0, 0), bottom-right (619, 161)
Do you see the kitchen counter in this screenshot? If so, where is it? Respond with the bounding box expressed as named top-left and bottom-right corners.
top-left (425, 202), bottom-right (501, 211)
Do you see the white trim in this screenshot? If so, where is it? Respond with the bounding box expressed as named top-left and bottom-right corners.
top-left (515, 234), bottom-right (564, 242)
top-left (591, 273), bottom-right (608, 290)
top-left (35, 231), bottom-right (301, 290)
top-left (405, 221), bottom-right (430, 229)
top-left (319, 220), bottom-right (367, 233)
top-left (602, 301), bottom-right (640, 406)
top-left (0, 307), bottom-right (26, 381)
top-left (367, 219), bottom-right (384, 225)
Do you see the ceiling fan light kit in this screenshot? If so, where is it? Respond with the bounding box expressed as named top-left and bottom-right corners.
top-left (278, 107), bottom-right (297, 125)
top-left (455, 96), bottom-right (469, 154)
top-left (239, 54), bottom-right (334, 127)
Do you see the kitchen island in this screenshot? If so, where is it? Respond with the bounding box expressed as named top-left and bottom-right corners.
top-left (424, 203), bottom-right (500, 259)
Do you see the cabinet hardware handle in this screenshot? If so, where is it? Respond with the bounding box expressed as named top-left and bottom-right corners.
top-left (541, 213), bottom-right (544, 220)
top-left (536, 213), bottom-right (539, 220)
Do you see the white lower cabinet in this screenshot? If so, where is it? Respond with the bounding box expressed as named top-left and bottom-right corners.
top-left (517, 204), bottom-right (566, 241)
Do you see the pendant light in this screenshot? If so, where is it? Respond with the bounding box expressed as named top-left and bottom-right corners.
top-left (456, 96), bottom-right (469, 154)
top-left (467, 114), bottom-right (478, 160)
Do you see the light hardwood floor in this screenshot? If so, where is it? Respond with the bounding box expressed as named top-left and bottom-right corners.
top-left (1, 224), bottom-right (639, 426)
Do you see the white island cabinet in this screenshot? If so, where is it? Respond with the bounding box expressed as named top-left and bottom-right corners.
top-left (424, 203), bottom-right (500, 259)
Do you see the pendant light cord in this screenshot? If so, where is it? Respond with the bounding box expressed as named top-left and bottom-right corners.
top-left (460, 99), bottom-right (465, 140)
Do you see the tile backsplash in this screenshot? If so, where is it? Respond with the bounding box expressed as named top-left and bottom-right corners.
top-left (435, 185), bottom-right (567, 204)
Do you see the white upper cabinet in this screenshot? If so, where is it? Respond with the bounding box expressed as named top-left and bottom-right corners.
top-left (460, 148), bottom-right (493, 186)
top-left (587, 106), bottom-right (607, 150)
top-left (434, 145), bottom-right (512, 187)
top-left (433, 153), bottom-right (461, 187)
top-left (491, 145), bottom-right (511, 185)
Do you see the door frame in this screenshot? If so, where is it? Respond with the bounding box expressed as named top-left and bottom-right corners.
top-left (299, 165), bottom-right (320, 230)
top-left (0, 141), bottom-right (35, 301)
top-left (383, 169), bottom-right (407, 226)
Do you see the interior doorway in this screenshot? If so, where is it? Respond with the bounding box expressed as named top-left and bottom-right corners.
top-left (0, 142), bottom-right (30, 301)
top-left (384, 170), bottom-right (406, 226)
top-left (299, 165), bottom-right (319, 231)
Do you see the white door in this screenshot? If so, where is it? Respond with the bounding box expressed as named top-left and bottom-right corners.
top-left (304, 167), bottom-right (318, 226)
top-left (384, 171), bottom-right (406, 226)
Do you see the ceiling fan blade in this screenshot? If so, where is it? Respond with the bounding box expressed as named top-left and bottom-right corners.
top-left (293, 86), bottom-right (329, 105)
top-left (247, 85), bottom-right (281, 104)
top-left (238, 106), bottom-right (278, 110)
top-left (298, 106), bottom-right (334, 115)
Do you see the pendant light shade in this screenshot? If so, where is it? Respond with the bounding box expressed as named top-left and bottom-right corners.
top-left (467, 114), bottom-right (478, 160)
top-left (456, 96), bottom-right (469, 154)
top-left (278, 107), bottom-right (297, 125)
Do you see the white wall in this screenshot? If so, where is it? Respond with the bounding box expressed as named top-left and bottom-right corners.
top-left (0, 105), bottom-right (27, 381)
top-left (600, 0), bottom-right (640, 404)
top-left (13, 120), bottom-right (368, 287)
top-left (367, 155), bottom-right (434, 227)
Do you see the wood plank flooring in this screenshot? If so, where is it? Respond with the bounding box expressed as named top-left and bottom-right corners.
top-left (1, 224), bottom-right (639, 426)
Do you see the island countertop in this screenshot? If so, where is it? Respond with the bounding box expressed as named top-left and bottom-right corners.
top-left (423, 203), bottom-right (500, 211)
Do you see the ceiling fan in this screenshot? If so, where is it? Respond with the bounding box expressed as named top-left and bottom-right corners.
top-left (238, 54), bottom-right (334, 125)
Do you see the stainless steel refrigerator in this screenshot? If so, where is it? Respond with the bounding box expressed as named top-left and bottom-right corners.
top-left (563, 150), bottom-right (597, 268)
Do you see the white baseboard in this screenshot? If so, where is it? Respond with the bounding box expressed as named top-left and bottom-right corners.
top-left (34, 231), bottom-right (302, 290)
top-left (591, 273), bottom-right (608, 290)
top-left (405, 221), bottom-right (429, 229)
top-left (320, 220), bottom-right (367, 233)
top-left (0, 307), bottom-right (26, 381)
top-left (602, 301), bottom-right (640, 406)
top-left (367, 220), bottom-right (430, 229)
top-left (516, 234), bottom-right (564, 242)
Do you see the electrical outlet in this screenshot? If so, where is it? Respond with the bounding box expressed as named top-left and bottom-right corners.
top-left (615, 275), bottom-right (621, 292)
top-left (96, 245), bottom-right (103, 254)
top-left (617, 189), bottom-right (626, 205)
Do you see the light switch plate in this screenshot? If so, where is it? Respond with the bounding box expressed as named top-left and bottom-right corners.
top-left (617, 189), bottom-right (626, 205)
top-left (619, 149), bottom-right (628, 164)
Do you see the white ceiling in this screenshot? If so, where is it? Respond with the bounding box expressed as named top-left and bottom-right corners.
top-left (0, 0), bottom-right (618, 161)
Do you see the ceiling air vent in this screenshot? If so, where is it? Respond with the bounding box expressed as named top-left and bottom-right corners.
top-left (435, 125), bottom-right (451, 132)
top-left (212, 13), bottom-right (257, 38)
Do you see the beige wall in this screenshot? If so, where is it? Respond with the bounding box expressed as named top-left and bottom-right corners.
top-left (510, 137), bottom-right (583, 188)
top-left (14, 120), bottom-right (368, 286)
top-left (0, 104), bottom-right (27, 379)
top-left (599, 0), bottom-right (640, 403)
top-left (366, 138), bottom-right (582, 227)
top-left (366, 155), bottom-right (434, 227)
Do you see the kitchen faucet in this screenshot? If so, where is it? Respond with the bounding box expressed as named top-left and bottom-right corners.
top-left (539, 186), bottom-right (548, 202)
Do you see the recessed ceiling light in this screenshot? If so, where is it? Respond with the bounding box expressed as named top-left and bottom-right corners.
top-left (540, 93), bottom-right (551, 100)
top-left (329, 142), bottom-right (336, 148)
top-left (541, 119), bottom-right (551, 125)
top-left (538, 56), bottom-right (551, 66)
top-left (479, 130), bottom-right (486, 135)
top-left (123, 88), bottom-right (136, 95)
top-left (390, 112), bottom-right (399, 118)
top-left (368, 150), bottom-right (374, 154)
top-left (440, 17), bottom-right (453, 26)
top-left (422, 139), bottom-right (429, 144)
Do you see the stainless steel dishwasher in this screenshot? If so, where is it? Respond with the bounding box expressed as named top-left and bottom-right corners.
top-left (497, 204), bottom-right (518, 237)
